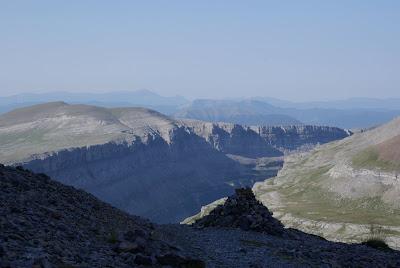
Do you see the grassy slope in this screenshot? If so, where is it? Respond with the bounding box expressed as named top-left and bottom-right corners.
top-left (255, 135), bottom-right (400, 246)
top-left (352, 147), bottom-right (400, 172)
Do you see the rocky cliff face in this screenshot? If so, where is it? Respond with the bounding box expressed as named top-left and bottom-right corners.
top-left (0, 102), bottom-right (350, 223)
top-left (183, 120), bottom-right (283, 158)
top-left (20, 127), bottom-right (279, 223)
top-left (251, 125), bottom-right (352, 152)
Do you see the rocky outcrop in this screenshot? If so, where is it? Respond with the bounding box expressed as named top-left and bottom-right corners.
top-left (184, 120), bottom-right (283, 158)
top-left (192, 188), bottom-right (284, 236)
top-left (0, 165), bottom-right (204, 268)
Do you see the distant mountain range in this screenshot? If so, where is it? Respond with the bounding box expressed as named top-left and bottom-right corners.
top-left (176, 99), bottom-right (400, 129)
top-left (174, 99), bottom-right (302, 126)
top-left (255, 97), bottom-right (400, 110)
top-left (0, 89), bottom-right (188, 115)
top-left (1, 90), bottom-right (400, 128)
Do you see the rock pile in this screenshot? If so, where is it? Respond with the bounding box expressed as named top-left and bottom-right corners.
top-left (192, 188), bottom-right (284, 235)
top-left (0, 165), bottom-right (204, 268)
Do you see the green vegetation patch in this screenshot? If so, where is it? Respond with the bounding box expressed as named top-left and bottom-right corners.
top-left (351, 147), bottom-right (400, 172)
top-left (0, 128), bottom-right (48, 145)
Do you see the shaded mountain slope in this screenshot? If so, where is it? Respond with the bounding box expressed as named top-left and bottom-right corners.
top-left (0, 165), bottom-right (203, 267)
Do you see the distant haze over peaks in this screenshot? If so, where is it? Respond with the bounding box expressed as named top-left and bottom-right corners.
top-left (1, 90), bottom-right (400, 129)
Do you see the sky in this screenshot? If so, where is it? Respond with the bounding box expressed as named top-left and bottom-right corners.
top-left (0, 1), bottom-right (399, 101)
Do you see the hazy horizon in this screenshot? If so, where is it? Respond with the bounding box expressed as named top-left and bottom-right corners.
top-left (2, 89), bottom-right (400, 103)
top-left (1, 1), bottom-right (399, 101)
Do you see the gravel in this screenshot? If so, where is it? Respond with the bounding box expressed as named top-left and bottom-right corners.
top-left (159, 224), bottom-right (400, 268)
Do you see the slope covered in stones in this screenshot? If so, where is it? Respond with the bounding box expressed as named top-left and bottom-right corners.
top-left (0, 165), bottom-right (203, 267)
top-left (254, 117), bottom-right (400, 249)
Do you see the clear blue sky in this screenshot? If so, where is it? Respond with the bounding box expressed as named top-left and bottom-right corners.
top-left (0, 1), bottom-right (399, 101)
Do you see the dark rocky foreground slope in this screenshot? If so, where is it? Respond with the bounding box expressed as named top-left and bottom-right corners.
top-left (0, 102), bottom-right (350, 223)
top-left (2, 166), bottom-right (400, 268)
top-left (0, 165), bottom-right (204, 268)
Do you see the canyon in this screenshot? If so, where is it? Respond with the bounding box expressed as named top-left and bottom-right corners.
top-left (0, 102), bottom-right (349, 223)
